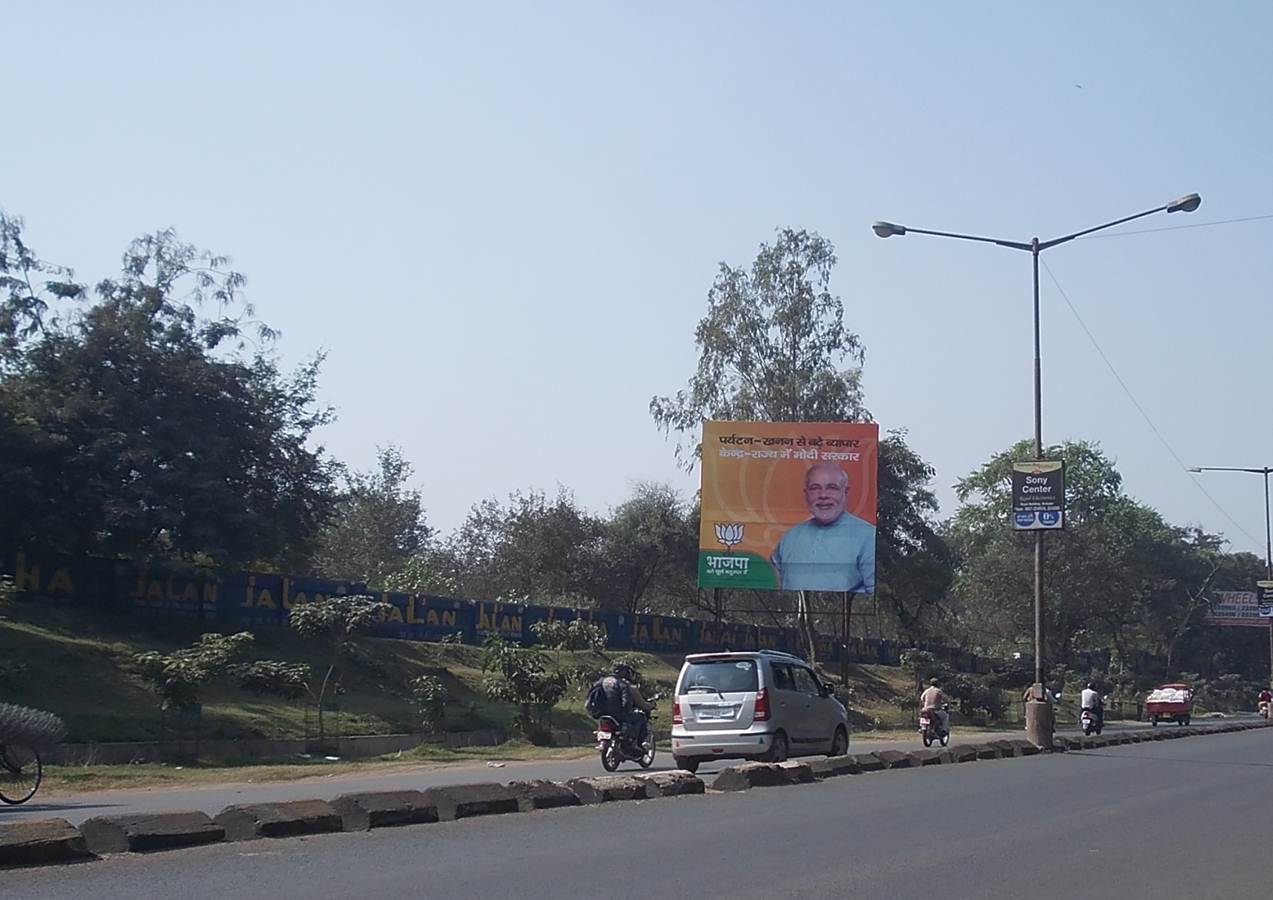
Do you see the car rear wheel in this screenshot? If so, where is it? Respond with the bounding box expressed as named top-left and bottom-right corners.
top-left (828, 726), bottom-right (849, 757)
top-left (766, 731), bottom-right (789, 763)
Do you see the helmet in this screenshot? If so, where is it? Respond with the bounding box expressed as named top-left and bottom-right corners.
top-left (612, 662), bottom-right (634, 680)
top-left (928, 677), bottom-right (940, 686)
top-left (1086, 682), bottom-right (1096, 690)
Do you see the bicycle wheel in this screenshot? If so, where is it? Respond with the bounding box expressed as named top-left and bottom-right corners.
top-left (0, 742), bottom-right (43, 805)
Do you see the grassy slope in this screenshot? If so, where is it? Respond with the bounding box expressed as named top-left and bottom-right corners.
top-left (0, 596), bottom-right (914, 744)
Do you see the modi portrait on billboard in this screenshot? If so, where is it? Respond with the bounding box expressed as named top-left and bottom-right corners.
top-left (698, 421), bottom-right (879, 593)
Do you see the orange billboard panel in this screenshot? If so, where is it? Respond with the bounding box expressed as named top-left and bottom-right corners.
top-left (698, 421), bottom-right (878, 593)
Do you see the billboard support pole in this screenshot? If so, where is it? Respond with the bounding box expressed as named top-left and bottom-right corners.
top-left (840, 592), bottom-right (853, 684)
top-left (1265, 469), bottom-right (1271, 688)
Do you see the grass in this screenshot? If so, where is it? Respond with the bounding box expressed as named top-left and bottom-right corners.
top-left (39, 740), bottom-right (594, 793)
top-left (1, 594), bottom-right (942, 767)
top-left (0, 595), bottom-right (685, 744)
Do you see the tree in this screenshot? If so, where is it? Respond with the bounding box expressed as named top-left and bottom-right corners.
top-left (312, 445), bottom-right (432, 585)
top-left (0, 213), bottom-right (339, 567)
top-left (480, 635), bottom-right (567, 740)
top-left (593, 482), bottom-right (699, 615)
top-left (134, 632), bottom-right (255, 714)
top-left (651, 228), bottom-right (866, 471)
top-left (409, 674), bottom-right (448, 732)
top-left (441, 488), bottom-right (606, 604)
top-left (947, 438), bottom-right (1255, 680)
top-left (649, 227), bottom-right (950, 657)
top-left (287, 595), bottom-right (393, 742)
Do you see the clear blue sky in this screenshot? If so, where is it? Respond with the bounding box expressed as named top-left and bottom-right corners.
top-left (5, 2), bottom-right (1273, 556)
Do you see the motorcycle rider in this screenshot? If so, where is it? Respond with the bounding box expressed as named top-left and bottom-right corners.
top-left (919, 677), bottom-right (950, 736)
top-left (1258, 687), bottom-right (1271, 718)
top-left (1080, 681), bottom-right (1104, 732)
top-left (601, 662), bottom-right (654, 749)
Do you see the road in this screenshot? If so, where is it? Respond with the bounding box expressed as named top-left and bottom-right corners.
top-left (7, 724), bottom-right (1271, 899)
top-left (1, 718), bottom-right (1196, 825)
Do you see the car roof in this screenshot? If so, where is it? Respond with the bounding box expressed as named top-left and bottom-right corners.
top-left (682, 649), bottom-right (807, 664)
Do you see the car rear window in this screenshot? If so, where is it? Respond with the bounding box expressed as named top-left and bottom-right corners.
top-left (678, 659), bottom-right (759, 695)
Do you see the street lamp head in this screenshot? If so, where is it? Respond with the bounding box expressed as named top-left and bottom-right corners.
top-left (1185, 466), bottom-right (1203, 473)
top-left (872, 221), bottom-right (906, 238)
top-left (1167, 193), bottom-right (1202, 214)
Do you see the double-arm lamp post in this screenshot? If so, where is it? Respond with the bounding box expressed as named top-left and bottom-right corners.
top-left (872, 193), bottom-right (1202, 741)
top-left (1187, 465), bottom-right (1273, 685)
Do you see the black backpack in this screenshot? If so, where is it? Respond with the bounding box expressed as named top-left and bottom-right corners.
top-left (586, 676), bottom-right (628, 719)
top-left (585, 680), bottom-right (609, 719)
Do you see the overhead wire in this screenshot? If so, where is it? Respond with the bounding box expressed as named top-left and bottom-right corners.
top-left (1040, 259), bottom-right (1266, 552)
top-left (1077, 212), bottom-right (1273, 240)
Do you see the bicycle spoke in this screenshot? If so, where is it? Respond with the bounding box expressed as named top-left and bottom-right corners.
top-left (0, 743), bottom-right (43, 805)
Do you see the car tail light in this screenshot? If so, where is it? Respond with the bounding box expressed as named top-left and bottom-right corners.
top-left (753, 688), bottom-right (771, 722)
top-left (672, 700), bottom-right (683, 725)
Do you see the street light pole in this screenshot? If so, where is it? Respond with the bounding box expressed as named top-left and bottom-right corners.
top-left (872, 193), bottom-right (1202, 739)
top-left (1187, 465), bottom-right (1273, 685)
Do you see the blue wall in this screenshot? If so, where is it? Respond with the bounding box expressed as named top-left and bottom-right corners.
top-left (2, 550), bottom-right (992, 672)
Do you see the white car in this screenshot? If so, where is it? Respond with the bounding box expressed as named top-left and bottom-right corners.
top-left (670, 649), bottom-right (850, 773)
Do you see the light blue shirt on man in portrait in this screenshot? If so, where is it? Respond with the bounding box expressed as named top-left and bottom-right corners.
top-left (771, 462), bottom-right (876, 593)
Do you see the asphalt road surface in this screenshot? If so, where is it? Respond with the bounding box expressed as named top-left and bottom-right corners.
top-left (2, 717), bottom-right (1213, 825)
top-left (8, 725), bottom-right (1271, 900)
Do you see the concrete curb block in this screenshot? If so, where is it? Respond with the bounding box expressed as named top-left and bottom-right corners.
top-left (910, 749), bottom-right (943, 766)
top-left (635, 770), bottom-right (706, 797)
top-left (567, 775), bottom-right (648, 804)
top-left (0, 818), bottom-right (93, 868)
top-left (507, 779), bottom-right (584, 812)
top-left (331, 790), bottom-right (439, 832)
top-left (79, 811), bottom-right (223, 855)
top-left (945, 744), bottom-right (981, 763)
top-left (710, 762), bottom-right (801, 791)
top-left (214, 799), bottom-right (343, 841)
top-left (872, 750), bottom-right (919, 769)
top-left (807, 755), bottom-right (862, 779)
top-left (850, 752), bottom-right (889, 771)
top-left (421, 783), bottom-right (520, 821)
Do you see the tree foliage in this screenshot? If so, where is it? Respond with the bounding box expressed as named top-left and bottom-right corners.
top-left (287, 595), bottom-right (393, 740)
top-left (480, 635), bottom-right (567, 739)
top-left (0, 212), bottom-right (339, 567)
top-left (650, 228), bottom-right (866, 471)
top-left (312, 445), bottom-right (432, 585)
top-left (948, 438), bottom-right (1263, 679)
top-left (134, 632), bottom-right (255, 712)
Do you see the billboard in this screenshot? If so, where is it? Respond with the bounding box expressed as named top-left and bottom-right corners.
top-left (1204, 590), bottom-right (1272, 627)
top-left (698, 421), bottom-right (879, 593)
top-left (1011, 460), bottom-right (1065, 530)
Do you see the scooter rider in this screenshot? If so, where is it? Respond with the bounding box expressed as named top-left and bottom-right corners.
top-left (919, 677), bottom-right (950, 736)
top-left (1258, 688), bottom-right (1271, 717)
top-left (608, 663), bottom-right (654, 748)
top-left (1080, 682), bottom-right (1104, 731)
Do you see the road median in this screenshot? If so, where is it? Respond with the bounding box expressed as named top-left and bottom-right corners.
top-left (5, 720), bottom-right (1271, 870)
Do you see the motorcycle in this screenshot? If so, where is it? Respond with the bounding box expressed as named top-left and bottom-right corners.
top-left (1080, 707), bottom-right (1104, 736)
top-left (596, 706), bottom-right (657, 772)
top-left (1259, 701), bottom-right (1269, 719)
top-left (918, 704), bottom-right (950, 748)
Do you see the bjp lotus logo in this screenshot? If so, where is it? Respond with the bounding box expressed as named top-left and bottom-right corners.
top-left (714, 522), bottom-right (744, 549)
